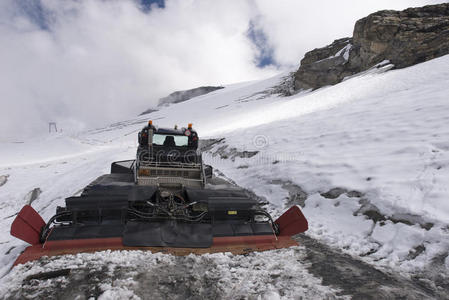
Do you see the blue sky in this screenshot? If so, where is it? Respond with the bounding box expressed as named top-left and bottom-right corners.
top-left (14, 0), bottom-right (51, 30)
top-left (141, 0), bottom-right (165, 10)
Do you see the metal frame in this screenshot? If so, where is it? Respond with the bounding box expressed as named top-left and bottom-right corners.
top-left (136, 158), bottom-right (206, 188)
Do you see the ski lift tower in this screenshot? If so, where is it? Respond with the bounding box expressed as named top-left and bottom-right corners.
top-left (49, 122), bottom-right (57, 133)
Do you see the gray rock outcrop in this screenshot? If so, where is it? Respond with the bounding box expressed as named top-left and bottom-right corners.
top-left (0, 175), bottom-right (8, 187)
top-left (294, 3), bottom-right (449, 91)
top-left (140, 86), bottom-right (224, 115)
top-left (158, 86), bottom-right (224, 106)
top-left (139, 108), bottom-right (158, 116)
top-left (294, 38), bottom-right (355, 90)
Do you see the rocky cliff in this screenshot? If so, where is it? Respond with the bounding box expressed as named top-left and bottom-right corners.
top-left (140, 86), bottom-right (224, 115)
top-left (294, 3), bottom-right (449, 91)
top-left (158, 86), bottom-right (224, 106)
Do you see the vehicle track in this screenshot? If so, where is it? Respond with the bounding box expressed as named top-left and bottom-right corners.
top-left (293, 234), bottom-right (442, 299)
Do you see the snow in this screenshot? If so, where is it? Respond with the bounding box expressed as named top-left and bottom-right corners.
top-left (0, 55), bottom-right (449, 296)
top-left (0, 134), bottom-right (136, 277)
top-left (204, 56), bottom-right (449, 272)
top-left (314, 43), bottom-right (352, 64)
top-left (334, 44), bottom-right (352, 61)
top-left (0, 248), bottom-right (345, 299)
top-left (0, 133), bottom-right (100, 167)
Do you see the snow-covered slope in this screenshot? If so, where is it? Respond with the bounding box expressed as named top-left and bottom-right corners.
top-left (1, 56), bottom-right (449, 298)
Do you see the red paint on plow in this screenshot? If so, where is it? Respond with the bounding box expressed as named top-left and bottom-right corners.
top-left (275, 206), bottom-right (308, 236)
top-left (13, 235), bottom-right (298, 266)
top-left (10, 205), bottom-right (45, 245)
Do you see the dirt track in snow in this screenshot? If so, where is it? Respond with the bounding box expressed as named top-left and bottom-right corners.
top-left (294, 234), bottom-right (446, 299)
top-left (3, 233), bottom-right (443, 300)
top-left (214, 169), bottom-right (444, 299)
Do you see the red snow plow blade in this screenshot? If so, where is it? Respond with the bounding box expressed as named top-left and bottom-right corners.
top-left (11, 205), bottom-right (45, 245)
top-left (11, 205), bottom-right (308, 266)
top-left (275, 206), bottom-right (308, 236)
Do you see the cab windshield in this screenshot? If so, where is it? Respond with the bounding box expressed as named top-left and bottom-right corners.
top-left (153, 134), bottom-right (188, 147)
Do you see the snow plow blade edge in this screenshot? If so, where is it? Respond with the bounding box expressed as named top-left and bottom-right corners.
top-left (275, 206), bottom-right (308, 236)
top-left (11, 205), bottom-right (45, 246)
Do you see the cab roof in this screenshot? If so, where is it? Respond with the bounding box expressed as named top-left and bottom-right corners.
top-left (154, 127), bottom-right (196, 135)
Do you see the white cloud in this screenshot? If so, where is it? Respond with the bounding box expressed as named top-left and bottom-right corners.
top-left (0, 0), bottom-right (445, 139)
top-left (0, 0), bottom-right (274, 139)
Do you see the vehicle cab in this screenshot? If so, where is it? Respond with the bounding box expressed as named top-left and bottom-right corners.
top-left (135, 121), bottom-right (204, 188)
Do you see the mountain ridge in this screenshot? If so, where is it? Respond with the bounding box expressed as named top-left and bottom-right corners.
top-left (140, 86), bottom-right (224, 115)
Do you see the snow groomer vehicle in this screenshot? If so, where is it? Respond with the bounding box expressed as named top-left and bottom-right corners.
top-left (11, 121), bottom-right (308, 265)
